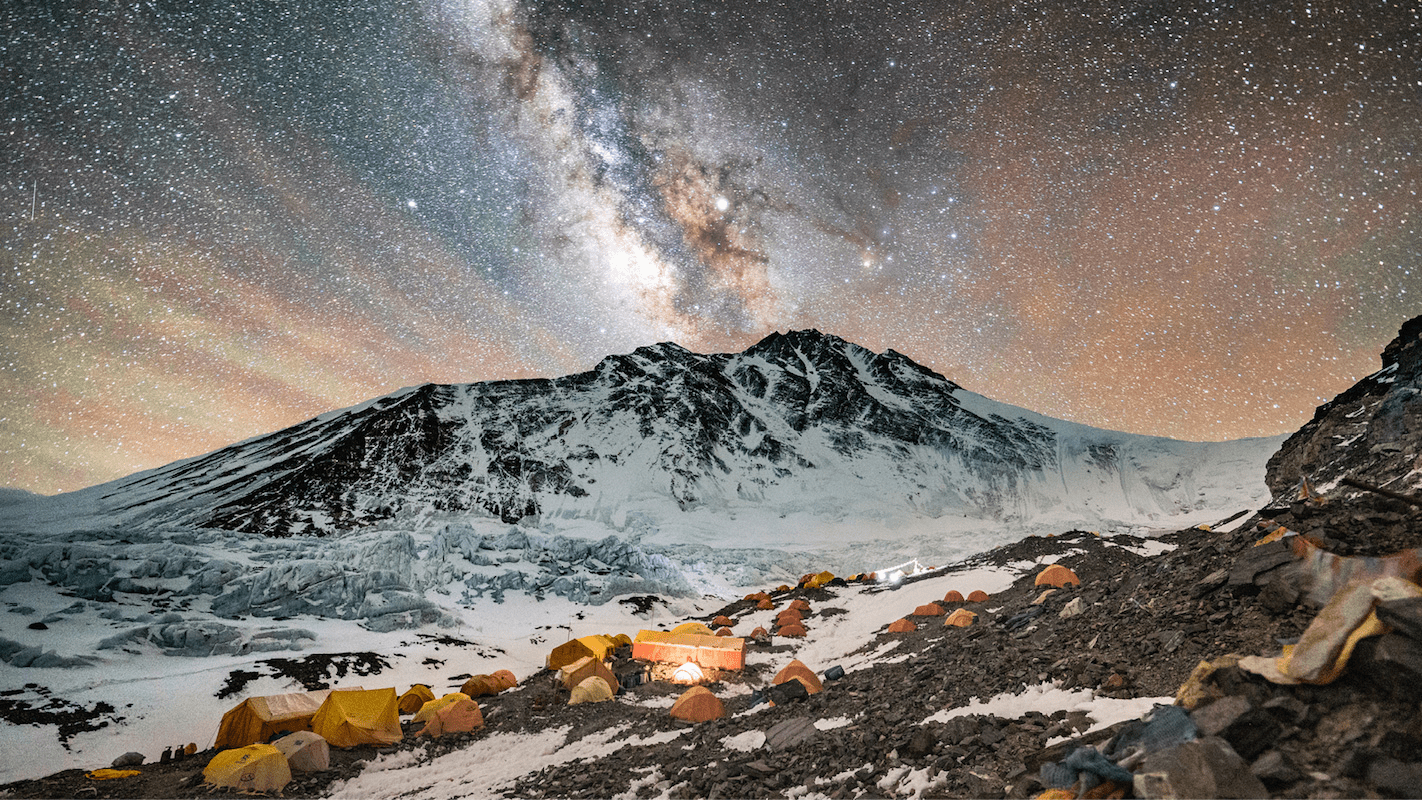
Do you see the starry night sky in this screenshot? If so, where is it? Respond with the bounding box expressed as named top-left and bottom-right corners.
top-left (3, 0), bottom-right (1419, 495)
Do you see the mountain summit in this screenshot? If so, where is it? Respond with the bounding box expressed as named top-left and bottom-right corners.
top-left (10, 329), bottom-right (1276, 537)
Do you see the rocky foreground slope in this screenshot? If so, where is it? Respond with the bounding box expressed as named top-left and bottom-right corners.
top-left (5, 498), bottom-right (1421, 800)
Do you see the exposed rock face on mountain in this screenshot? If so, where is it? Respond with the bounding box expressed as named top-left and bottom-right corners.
top-left (27, 329), bottom-right (1275, 537)
top-left (1267, 315), bottom-right (1422, 498)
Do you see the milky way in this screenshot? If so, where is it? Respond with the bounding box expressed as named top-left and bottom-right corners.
top-left (3, 0), bottom-right (1419, 494)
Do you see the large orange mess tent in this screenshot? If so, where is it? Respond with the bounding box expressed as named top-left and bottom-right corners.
top-left (632, 630), bottom-right (746, 670)
top-left (214, 688), bottom-right (359, 750)
top-left (310, 688), bottom-right (402, 748)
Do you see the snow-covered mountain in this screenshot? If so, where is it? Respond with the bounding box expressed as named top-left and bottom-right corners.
top-left (5, 329), bottom-right (1279, 540)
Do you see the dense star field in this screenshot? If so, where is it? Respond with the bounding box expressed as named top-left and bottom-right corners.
top-left (2, 0), bottom-right (1418, 495)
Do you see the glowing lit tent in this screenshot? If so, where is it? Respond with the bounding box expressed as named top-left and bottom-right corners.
top-left (310, 688), bottom-right (402, 748)
top-left (669, 686), bottom-right (725, 722)
top-left (203, 744), bottom-right (290, 793)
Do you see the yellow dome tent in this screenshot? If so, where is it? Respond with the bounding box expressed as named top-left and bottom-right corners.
top-left (398, 684), bottom-right (436, 715)
top-left (203, 744), bottom-right (291, 793)
top-left (569, 676), bottom-right (614, 705)
top-left (672, 622), bottom-right (715, 636)
top-left (310, 688), bottom-right (402, 748)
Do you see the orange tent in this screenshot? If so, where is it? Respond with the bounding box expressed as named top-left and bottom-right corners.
top-left (788, 599), bottom-right (811, 612)
top-left (398, 685), bottom-right (436, 715)
top-left (1035, 564), bottom-right (1081, 588)
top-left (943, 590), bottom-right (965, 603)
top-left (414, 693), bottom-right (471, 724)
top-left (967, 590), bottom-right (990, 602)
top-left (459, 675), bottom-right (505, 698)
top-left (715, 627), bottom-right (734, 637)
top-left (712, 615), bottom-right (734, 628)
top-left (776, 584), bottom-right (792, 592)
top-left (418, 698), bottom-right (483, 737)
top-left (776, 608), bottom-right (804, 625)
top-left (887, 618), bottom-right (916, 633)
top-left (749, 626), bottom-right (769, 640)
top-left (777, 622), bottom-right (807, 638)
top-left (491, 670), bottom-right (517, 690)
top-left (945, 608), bottom-right (977, 627)
top-left (559, 655), bottom-right (617, 692)
top-left (669, 686), bottom-right (726, 722)
top-left (773, 659), bottom-right (823, 694)
top-left (911, 603), bottom-right (946, 616)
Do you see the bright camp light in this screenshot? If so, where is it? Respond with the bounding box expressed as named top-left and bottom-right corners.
top-left (672, 662), bottom-right (704, 684)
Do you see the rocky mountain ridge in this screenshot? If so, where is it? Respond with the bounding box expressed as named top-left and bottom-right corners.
top-left (7, 329), bottom-right (1277, 539)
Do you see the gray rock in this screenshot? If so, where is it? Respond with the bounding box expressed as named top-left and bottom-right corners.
top-left (1377, 597), bottom-right (1422, 641)
top-left (765, 717), bottom-right (818, 752)
top-left (1367, 759), bottom-right (1422, 797)
top-left (1250, 750), bottom-right (1302, 787)
top-left (111, 752), bottom-right (145, 767)
top-left (1353, 634), bottom-right (1422, 699)
top-left (1137, 736), bottom-right (1268, 799)
top-left (1226, 541), bottom-right (1295, 592)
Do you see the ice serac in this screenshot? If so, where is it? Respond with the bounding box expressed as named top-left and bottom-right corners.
top-left (32, 329), bottom-right (1276, 536)
top-left (1265, 314), bottom-right (1422, 497)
